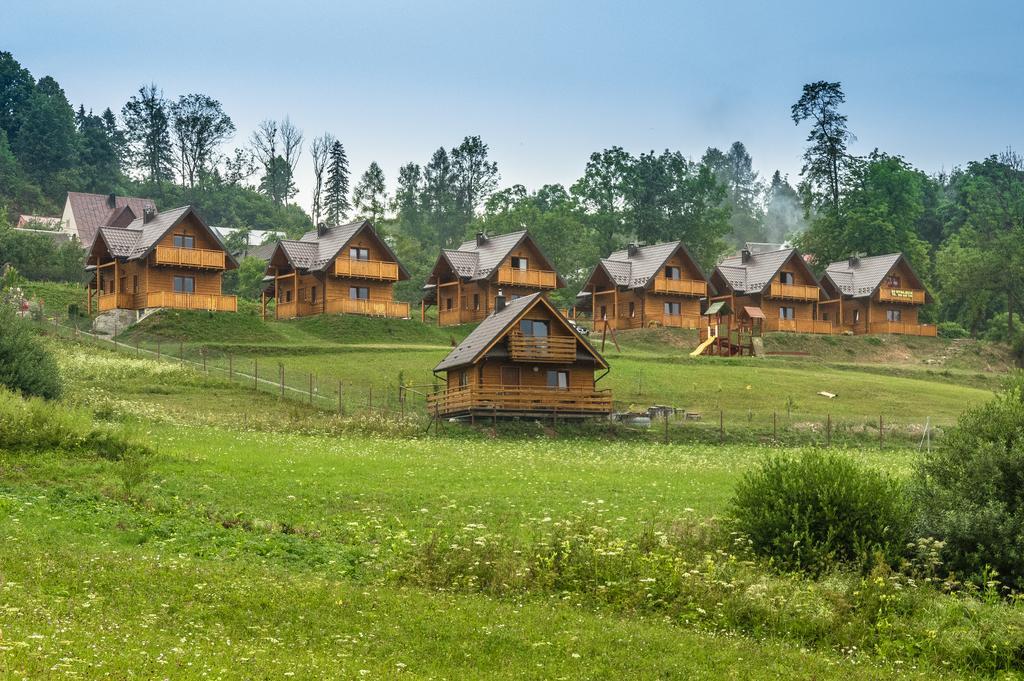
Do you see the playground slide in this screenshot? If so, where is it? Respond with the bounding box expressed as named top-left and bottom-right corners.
top-left (690, 334), bottom-right (717, 357)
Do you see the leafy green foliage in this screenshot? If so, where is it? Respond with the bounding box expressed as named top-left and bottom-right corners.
top-left (914, 374), bottom-right (1024, 591)
top-left (937, 321), bottom-right (969, 339)
top-left (731, 452), bottom-right (912, 574)
top-left (0, 221), bottom-right (84, 281)
top-left (0, 304), bottom-right (61, 399)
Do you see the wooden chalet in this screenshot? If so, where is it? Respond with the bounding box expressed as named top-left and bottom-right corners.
top-left (422, 230), bottom-right (565, 326)
top-left (85, 205), bottom-right (238, 314)
top-left (819, 253), bottom-right (936, 336)
top-left (263, 221), bottom-right (410, 320)
top-left (711, 247), bottom-right (831, 334)
top-left (63, 191), bottom-right (157, 248)
top-left (579, 242), bottom-right (712, 330)
top-left (427, 291), bottom-right (612, 419)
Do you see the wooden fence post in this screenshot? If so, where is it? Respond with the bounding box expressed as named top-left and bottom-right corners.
top-left (338, 381), bottom-right (344, 416)
top-left (719, 410), bottom-right (724, 443)
top-left (156, 340), bottom-right (161, 360)
top-left (179, 341), bottom-right (183, 365)
top-left (229, 355), bottom-right (233, 381)
top-left (280, 365), bottom-right (285, 399)
top-left (368, 386), bottom-right (373, 410)
top-left (309, 373), bottom-right (313, 404)
top-left (826, 413), bottom-right (832, 447)
top-left (136, 337), bottom-right (140, 357)
top-left (879, 414), bottom-right (884, 449)
top-left (664, 410), bottom-right (669, 444)
top-left (773, 410), bottom-right (777, 441)
top-left (254, 359), bottom-right (258, 391)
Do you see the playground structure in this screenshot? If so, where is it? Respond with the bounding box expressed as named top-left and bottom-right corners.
top-left (691, 300), bottom-right (763, 357)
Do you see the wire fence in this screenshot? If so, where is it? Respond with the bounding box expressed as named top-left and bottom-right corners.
top-left (34, 311), bottom-right (946, 448)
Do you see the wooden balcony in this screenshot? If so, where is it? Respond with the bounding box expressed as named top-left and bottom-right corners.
top-left (867, 321), bottom-right (937, 337)
top-left (651, 278), bottom-right (707, 296)
top-left (276, 301), bottom-right (298, 319)
top-left (763, 318), bottom-right (833, 334)
top-left (154, 245), bottom-right (226, 269)
top-left (878, 288), bottom-right (926, 304)
top-left (507, 332), bottom-right (577, 362)
top-left (438, 307), bottom-right (488, 326)
top-left (334, 258), bottom-right (399, 281)
top-left (325, 297), bottom-right (410, 318)
top-left (768, 282), bottom-right (820, 301)
top-left (97, 292), bottom-right (135, 311)
top-left (496, 266), bottom-right (558, 289)
top-left (426, 385), bottom-right (612, 418)
top-left (145, 291), bottom-right (237, 312)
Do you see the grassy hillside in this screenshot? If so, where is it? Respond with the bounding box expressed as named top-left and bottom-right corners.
top-left (3, 342), bottom-right (1021, 678)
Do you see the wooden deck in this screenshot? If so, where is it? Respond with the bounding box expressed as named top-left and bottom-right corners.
top-left (496, 266), bottom-right (558, 289)
top-left (325, 297), bottom-right (409, 318)
top-left (146, 291), bottom-right (237, 312)
top-left (96, 292), bottom-right (134, 311)
top-left (438, 307), bottom-right (489, 326)
top-left (334, 258), bottom-right (400, 281)
top-left (651, 278), bottom-right (707, 296)
top-left (763, 318), bottom-right (833, 334)
top-left (507, 332), bottom-right (577, 362)
top-left (427, 385), bottom-right (612, 419)
top-left (768, 282), bottom-right (820, 301)
top-left (866, 321), bottom-right (937, 336)
top-left (154, 246), bottom-right (226, 269)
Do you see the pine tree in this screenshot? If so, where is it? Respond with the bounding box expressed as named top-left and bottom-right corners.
top-left (323, 140), bottom-right (350, 225)
top-left (352, 161), bottom-right (388, 224)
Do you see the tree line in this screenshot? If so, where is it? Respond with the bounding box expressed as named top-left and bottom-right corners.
top-left (0, 50), bottom-right (1021, 349)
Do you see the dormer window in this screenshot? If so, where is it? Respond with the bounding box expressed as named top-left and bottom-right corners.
top-left (780, 271), bottom-right (794, 285)
top-left (510, 256), bottom-right (528, 270)
top-left (350, 247), bottom-right (369, 261)
top-left (173, 234), bottom-right (195, 249)
top-left (665, 266), bottom-right (681, 280)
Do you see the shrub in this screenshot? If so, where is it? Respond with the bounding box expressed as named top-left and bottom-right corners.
top-left (937, 321), bottom-right (969, 339)
top-left (914, 373), bottom-right (1024, 592)
top-left (0, 304), bottom-right (61, 399)
top-left (730, 452), bottom-right (912, 574)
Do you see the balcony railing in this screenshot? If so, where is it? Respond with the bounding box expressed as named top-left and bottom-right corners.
top-left (438, 307), bottom-right (488, 326)
top-left (651, 278), bottom-right (707, 296)
top-left (145, 291), bottom-right (237, 312)
top-left (878, 288), bottom-right (926, 304)
top-left (496, 266), bottom-right (558, 289)
top-left (768, 282), bottom-right (820, 301)
top-left (97, 292), bottom-right (135, 311)
top-left (426, 385), bottom-right (612, 418)
top-left (325, 297), bottom-right (410, 318)
top-left (507, 332), bottom-right (577, 362)
top-left (763, 318), bottom-right (833, 334)
top-left (154, 245), bottom-right (226, 269)
top-left (334, 258), bottom-right (400, 281)
top-left (867, 321), bottom-right (937, 336)
top-left (651, 312), bottom-right (703, 329)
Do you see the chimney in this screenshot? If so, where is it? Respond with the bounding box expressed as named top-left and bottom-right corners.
top-left (494, 288), bottom-right (506, 312)
top-left (627, 243), bottom-right (639, 257)
top-left (741, 249), bottom-right (752, 263)
top-left (143, 207), bottom-right (157, 224)
top-left (107, 193), bottom-right (117, 208)
top-left (317, 222), bottom-right (328, 237)
top-left (476, 231), bottom-right (487, 247)
top-left (848, 254), bottom-right (860, 267)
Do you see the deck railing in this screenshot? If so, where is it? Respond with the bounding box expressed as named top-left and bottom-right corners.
top-left (97, 292), bottom-right (135, 311)
top-left (325, 297), bottom-right (410, 318)
top-left (763, 318), bottom-right (833, 334)
top-left (507, 332), bottom-right (577, 362)
top-left (878, 288), bottom-right (926, 304)
top-left (651, 278), bottom-right (707, 296)
top-left (496, 267), bottom-right (558, 289)
top-left (145, 291), bottom-right (237, 312)
top-left (867, 321), bottom-right (937, 336)
top-left (334, 258), bottom-right (400, 281)
top-left (426, 384), bottom-right (612, 417)
top-left (651, 312), bottom-right (703, 329)
top-left (154, 245), bottom-right (226, 269)
top-left (768, 282), bottom-right (820, 301)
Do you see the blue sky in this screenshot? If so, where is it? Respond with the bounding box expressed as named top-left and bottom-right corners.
top-left (6, 0), bottom-right (1023, 210)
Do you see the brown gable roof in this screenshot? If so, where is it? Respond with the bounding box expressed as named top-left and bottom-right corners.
top-left (269, 221), bottom-right (409, 278)
top-left (432, 230), bottom-right (565, 286)
top-left (434, 293), bottom-right (608, 372)
top-left (823, 253), bottom-right (930, 302)
top-left (67, 192), bottom-right (157, 247)
top-left (583, 241), bottom-right (713, 292)
top-left (89, 205), bottom-right (237, 269)
top-left (714, 248), bottom-right (822, 296)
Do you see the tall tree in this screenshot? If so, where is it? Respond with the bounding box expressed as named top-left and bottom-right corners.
top-left (0, 52), bottom-right (34, 147)
top-left (392, 162), bottom-right (424, 241)
top-left (352, 161), bottom-right (388, 224)
top-left (170, 93), bottom-right (235, 188)
top-left (570, 146), bottom-right (632, 256)
top-left (421, 147), bottom-right (460, 248)
top-left (121, 84), bottom-right (174, 185)
top-left (702, 141), bottom-right (765, 245)
top-left (75, 105), bottom-right (124, 192)
top-left (791, 81), bottom-right (854, 213)
top-left (11, 76), bottom-right (79, 199)
top-left (451, 135), bottom-right (499, 218)
top-left (309, 133), bottom-right (335, 225)
top-left (323, 140), bottom-right (351, 225)
top-left (278, 117), bottom-right (303, 205)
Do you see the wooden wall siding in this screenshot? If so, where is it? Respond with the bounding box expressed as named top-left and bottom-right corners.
top-left (593, 290), bottom-right (701, 330)
top-left (650, 252), bottom-right (706, 296)
top-left (155, 214), bottom-right (221, 250)
top-left (272, 268), bottom-right (405, 319)
top-left (331, 232), bottom-right (400, 280)
top-left (436, 281), bottom-right (546, 326)
top-left (93, 255), bottom-right (232, 312)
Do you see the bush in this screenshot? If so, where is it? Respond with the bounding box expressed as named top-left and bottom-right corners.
top-left (914, 373), bottom-right (1024, 592)
top-left (731, 452), bottom-right (912, 574)
top-left (0, 304), bottom-right (61, 399)
top-left (937, 321), bottom-right (969, 339)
